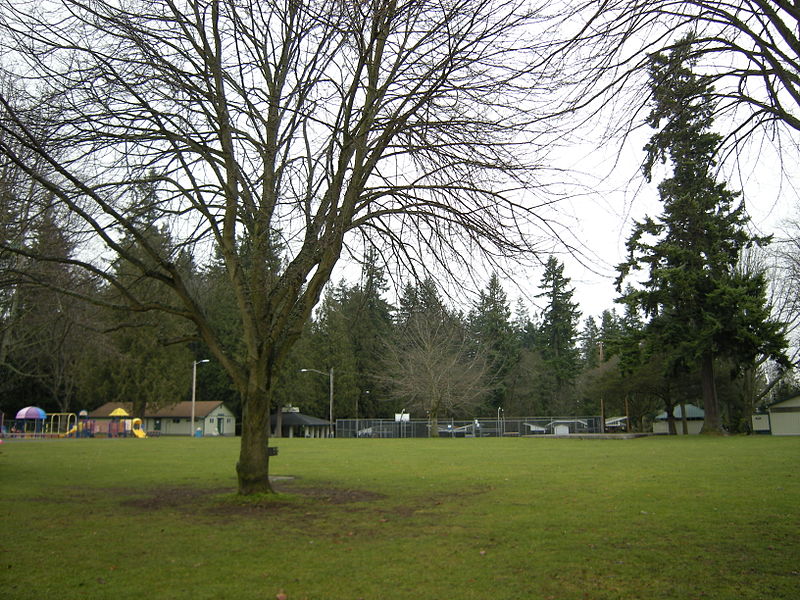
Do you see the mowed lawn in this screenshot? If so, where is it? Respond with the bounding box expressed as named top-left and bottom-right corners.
top-left (1, 435), bottom-right (798, 599)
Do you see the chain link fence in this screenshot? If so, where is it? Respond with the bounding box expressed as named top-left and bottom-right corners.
top-left (335, 416), bottom-right (605, 438)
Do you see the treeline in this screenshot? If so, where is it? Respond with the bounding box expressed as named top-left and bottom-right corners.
top-left (2, 6), bottom-right (799, 439)
top-left (2, 218), bottom-right (793, 434)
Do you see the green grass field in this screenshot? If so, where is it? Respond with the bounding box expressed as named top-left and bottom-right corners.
top-left (1, 436), bottom-right (798, 599)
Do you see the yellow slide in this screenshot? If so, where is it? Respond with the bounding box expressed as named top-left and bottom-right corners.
top-left (131, 418), bottom-right (147, 438)
top-left (59, 426), bottom-right (78, 438)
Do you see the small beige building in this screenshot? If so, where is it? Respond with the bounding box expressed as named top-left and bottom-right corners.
top-left (90, 401), bottom-right (237, 436)
top-left (767, 396), bottom-right (800, 436)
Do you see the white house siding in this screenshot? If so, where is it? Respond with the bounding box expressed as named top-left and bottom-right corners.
top-left (769, 397), bottom-right (800, 436)
top-left (144, 417), bottom-right (193, 436)
top-left (751, 413), bottom-right (771, 433)
top-left (201, 406), bottom-right (236, 436)
top-left (142, 405), bottom-right (237, 436)
top-left (653, 420), bottom-right (704, 435)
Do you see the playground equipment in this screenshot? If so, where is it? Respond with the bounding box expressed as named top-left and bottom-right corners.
top-left (60, 420), bottom-right (96, 438)
top-left (74, 410), bottom-right (96, 437)
top-left (12, 406), bottom-right (46, 437)
top-left (49, 413), bottom-right (77, 437)
top-left (107, 407), bottom-right (130, 437)
top-left (131, 418), bottom-right (147, 438)
top-left (3, 406), bottom-right (147, 439)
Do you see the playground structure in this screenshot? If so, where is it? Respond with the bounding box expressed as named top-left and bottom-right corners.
top-left (5, 406), bottom-right (48, 438)
top-left (131, 418), bottom-right (147, 438)
top-left (57, 411), bottom-right (97, 438)
top-left (0, 406), bottom-right (146, 439)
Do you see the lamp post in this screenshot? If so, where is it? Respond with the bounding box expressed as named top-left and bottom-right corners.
top-left (497, 406), bottom-right (504, 437)
top-left (356, 390), bottom-right (369, 438)
top-left (300, 367), bottom-right (334, 436)
top-left (191, 359), bottom-right (210, 437)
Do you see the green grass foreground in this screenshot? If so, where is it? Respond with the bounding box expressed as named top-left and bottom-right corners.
top-left (1, 436), bottom-right (798, 599)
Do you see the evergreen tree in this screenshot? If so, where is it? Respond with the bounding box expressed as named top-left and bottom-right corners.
top-left (103, 206), bottom-right (194, 418)
top-left (599, 310), bottom-right (620, 344)
top-left (502, 298), bottom-right (542, 416)
top-left (310, 282), bottom-right (359, 420)
top-left (348, 250), bottom-right (394, 417)
top-left (579, 316), bottom-right (601, 370)
top-left (4, 206), bottom-right (101, 413)
top-left (469, 273), bottom-right (517, 409)
top-left (536, 256), bottom-right (581, 414)
top-left (512, 298), bottom-right (533, 343)
top-left (396, 276), bottom-right (448, 326)
top-left (617, 38), bottom-right (787, 432)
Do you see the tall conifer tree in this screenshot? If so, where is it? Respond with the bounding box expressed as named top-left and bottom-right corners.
top-left (469, 273), bottom-right (517, 409)
top-left (536, 256), bottom-right (581, 413)
top-left (617, 37), bottom-right (787, 432)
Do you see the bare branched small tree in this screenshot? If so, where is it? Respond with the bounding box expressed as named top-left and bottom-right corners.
top-left (380, 312), bottom-right (490, 436)
top-left (0, 0), bottom-right (566, 493)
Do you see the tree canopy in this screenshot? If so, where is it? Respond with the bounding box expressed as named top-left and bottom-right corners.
top-left (616, 39), bottom-right (788, 432)
top-left (0, 0), bottom-right (571, 493)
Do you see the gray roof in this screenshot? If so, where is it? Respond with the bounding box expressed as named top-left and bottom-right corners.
top-left (655, 403), bottom-right (704, 420)
top-left (270, 412), bottom-right (330, 427)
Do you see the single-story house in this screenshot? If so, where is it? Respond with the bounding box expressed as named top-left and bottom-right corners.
top-left (89, 401), bottom-right (237, 436)
top-left (766, 396), bottom-right (800, 436)
top-left (653, 403), bottom-right (705, 435)
top-left (270, 406), bottom-right (332, 438)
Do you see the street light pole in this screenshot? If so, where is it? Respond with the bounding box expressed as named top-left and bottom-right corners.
top-left (191, 359), bottom-right (210, 437)
top-left (357, 390), bottom-right (369, 438)
top-left (497, 406), bottom-right (504, 437)
top-left (329, 368), bottom-right (334, 433)
top-left (300, 367), bottom-right (335, 437)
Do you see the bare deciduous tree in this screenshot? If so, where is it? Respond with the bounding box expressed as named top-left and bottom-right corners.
top-left (553, 0), bottom-right (800, 159)
top-left (0, 0), bottom-right (565, 493)
top-left (380, 312), bottom-right (490, 436)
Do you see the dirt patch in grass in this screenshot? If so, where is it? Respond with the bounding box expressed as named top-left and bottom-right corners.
top-left (118, 479), bottom-right (386, 516)
top-left (120, 485), bottom-right (232, 511)
top-left (274, 481), bottom-right (386, 504)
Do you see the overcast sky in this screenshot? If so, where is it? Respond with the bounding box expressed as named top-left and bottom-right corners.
top-left (500, 121), bottom-right (799, 322)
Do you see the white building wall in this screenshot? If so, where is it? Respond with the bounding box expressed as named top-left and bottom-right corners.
top-left (141, 406), bottom-right (236, 436)
top-left (769, 396), bottom-right (800, 436)
top-left (653, 420), bottom-right (704, 435)
top-left (751, 413), bottom-right (771, 433)
top-left (770, 411), bottom-right (800, 436)
top-left (201, 406), bottom-right (237, 436)
top-left (163, 418), bottom-right (192, 436)
top-left (771, 413), bottom-right (800, 435)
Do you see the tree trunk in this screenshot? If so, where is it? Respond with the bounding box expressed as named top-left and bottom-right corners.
top-left (600, 396), bottom-right (606, 434)
top-left (679, 400), bottom-right (688, 435)
top-left (666, 404), bottom-right (676, 435)
top-left (700, 352), bottom-right (723, 433)
top-left (236, 371), bottom-right (274, 494)
top-left (428, 412), bottom-right (438, 438)
top-left (625, 395), bottom-right (631, 432)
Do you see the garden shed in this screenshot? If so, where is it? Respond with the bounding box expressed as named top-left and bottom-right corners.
top-left (653, 404), bottom-right (705, 435)
top-left (766, 396), bottom-right (800, 436)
